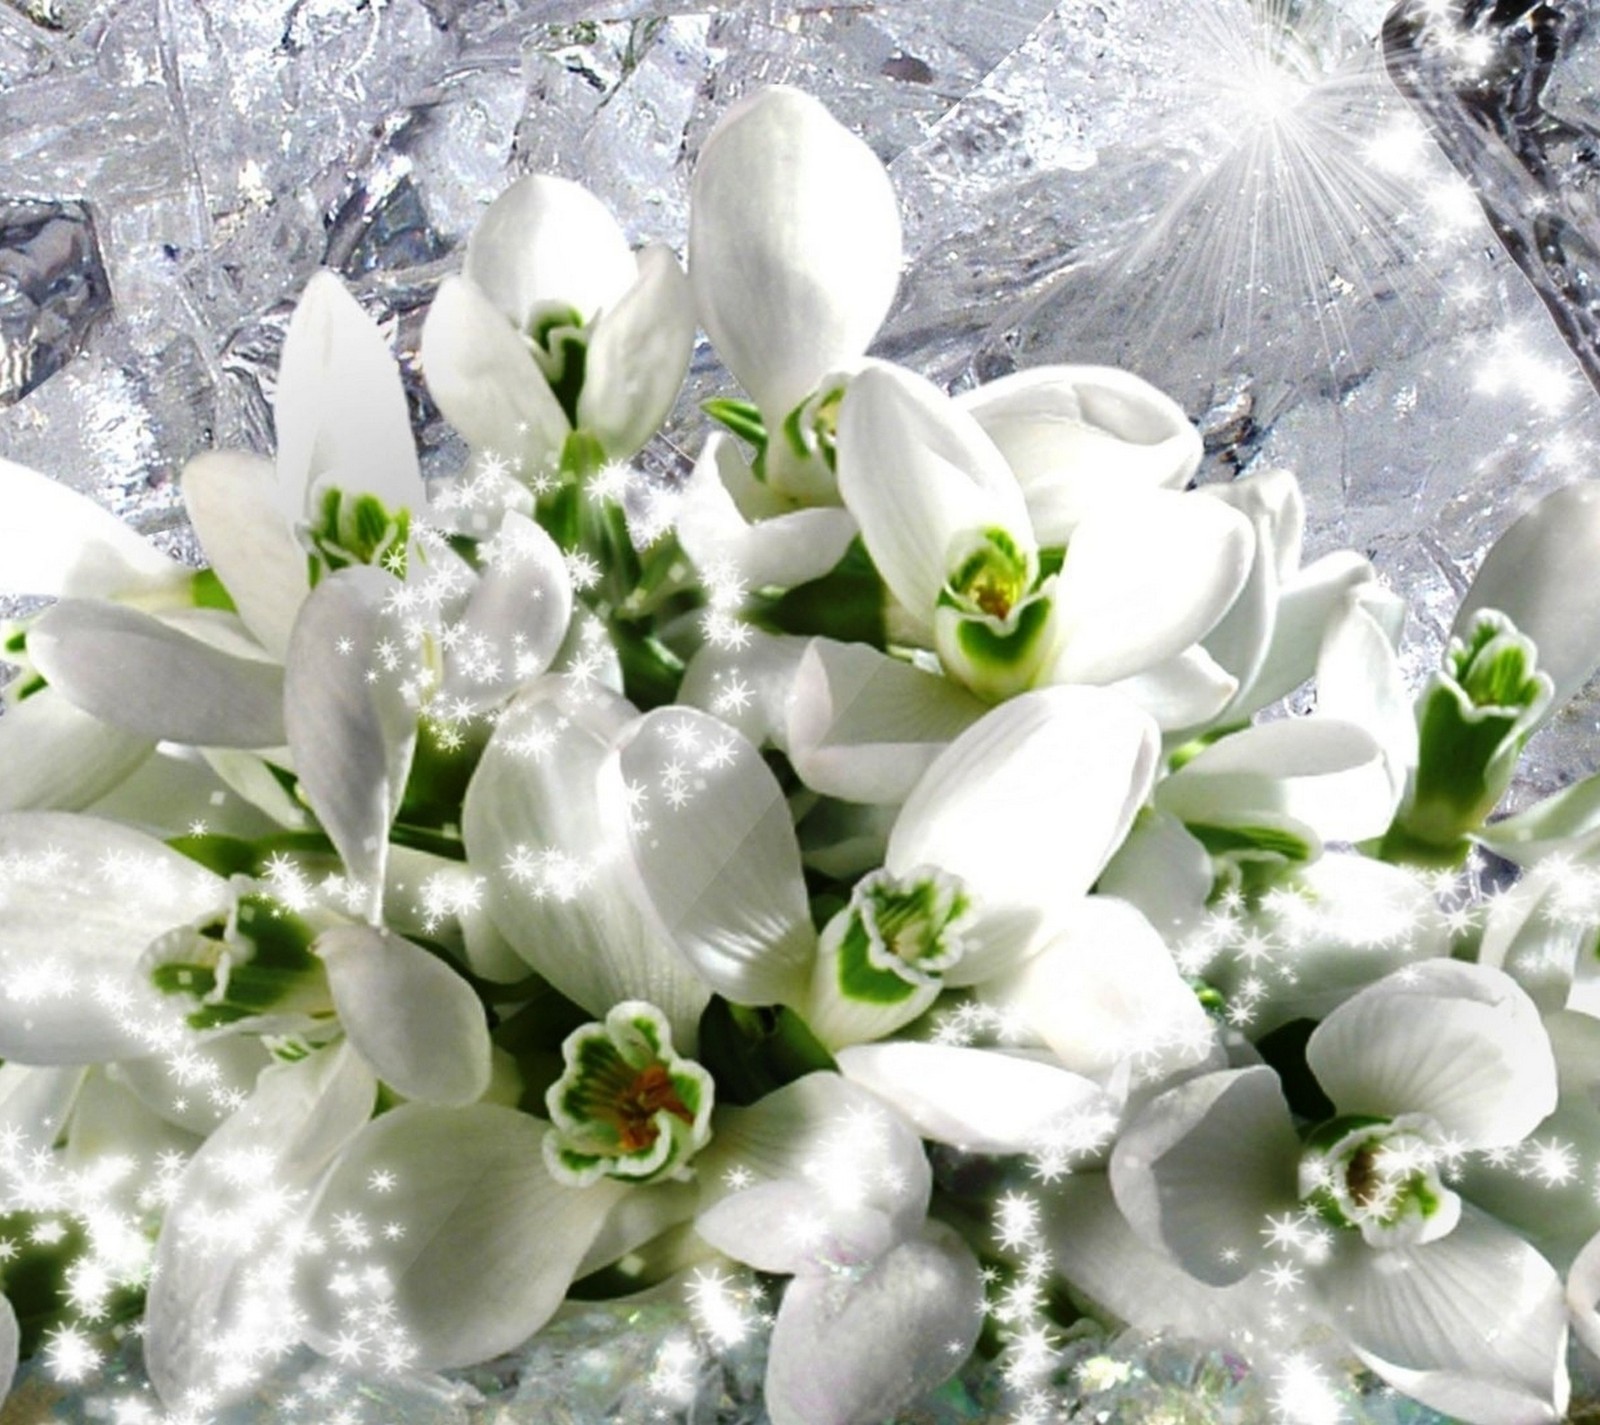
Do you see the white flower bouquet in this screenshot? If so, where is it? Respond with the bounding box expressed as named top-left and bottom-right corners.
top-left (2, 82), bottom-right (1599, 1425)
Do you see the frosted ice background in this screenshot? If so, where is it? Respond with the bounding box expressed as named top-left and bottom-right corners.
top-left (1, 0), bottom-right (1598, 1418)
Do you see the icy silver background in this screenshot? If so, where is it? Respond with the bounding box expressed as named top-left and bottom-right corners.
top-left (1, 0), bottom-right (1598, 796)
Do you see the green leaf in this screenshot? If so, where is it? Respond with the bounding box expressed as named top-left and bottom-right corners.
top-left (695, 998), bottom-right (836, 1108)
top-left (750, 537), bottom-right (887, 647)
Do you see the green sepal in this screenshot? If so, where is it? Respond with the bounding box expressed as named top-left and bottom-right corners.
top-left (750, 537), bottom-right (888, 647)
top-left (702, 397), bottom-right (768, 452)
top-left (695, 998), bottom-right (837, 1108)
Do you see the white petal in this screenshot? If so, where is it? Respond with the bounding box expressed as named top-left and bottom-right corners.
top-left (1568, 1226), bottom-right (1600, 1361)
top-left (697, 1072), bottom-right (930, 1237)
top-left (787, 639), bottom-right (986, 804)
top-left (1314, 1208), bottom-right (1569, 1424)
top-left (1155, 716), bottom-right (1395, 845)
top-left (0, 1063), bottom-right (86, 1152)
top-left (836, 1042), bottom-right (1114, 1155)
top-left (0, 1293), bottom-right (17, 1406)
top-left (274, 271), bottom-right (423, 520)
top-left (981, 897), bottom-right (1216, 1082)
top-left (1106, 646), bottom-right (1238, 732)
top-left (181, 450), bottom-right (306, 659)
top-left (1052, 490), bottom-right (1254, 685)
top-left (283, 567), bottom-right (416, 919)
top-left (0, 812), bottom-right (227, 1064)
top-left (699, 1179), bottom-right (898, 1276)
top-left (0, 688), bottom-right (153, 813)
top-left (675, 433), bottom-right (858, 592)
top-left (1472, 859), bottom-right (1584, 1013)
top-left (678, 629), bottom-right (814, 750)
top-left (463, 174), bottom-right (635, 328)
top-left (110, 1034), bottom-right (271, 1137)
top-left (63, 1065), bottom-right (201, 1170)
top-left (690, 86), bottom-right (901, 418)
top-left (317, 924), bottom-right (491, 1107)
top-left (1455, 480), bottom-right (1600, 718)
top-left (1236, 550), bottom-right (1379, 717)
top-left (1308, 960), bottom-right (1556, 1148)
top-left (1096, 810), bottom-right (1213, 943)
top-left (462, 685), bottom-right (709, 1044)
top-left (836, 363), bottom-right (1031, 634)
top-left (603, 707), bottom-right (815, 1007)
top-left (889, 686), bottom-right (1160, 975)
top-left (419, 275), bottom-right (570, 467)
top-left (1043, 1171), bottom-right (1287, 1342)
top-left (958, 365), bottom-right (1201, 544)
top-left (0, 456), bottom-right (186, 599)
top-left (1110, 1066), bottom-right (1300, 1285)
top-left (578, 244), bottom-right (695, 460)
top-left (300, 1103), bottom-right (624, 1369)
top-left (28, 600), bottom-right (286, 747)
top-left (1479, 771), bottom-right (1600, 865)
top-left (1315, 583), bottom-right (1415, 804)
top-left (86, 745), bottom-right (286, 842)
top-left (575, 1179), bottom-right (699, 1279)
top-left (145, 1042), bottom-right (377, 1406)
top-left (439, 511), bottom-right (573, 710)
top-left (765, 1222), bottom-right (984, 1425)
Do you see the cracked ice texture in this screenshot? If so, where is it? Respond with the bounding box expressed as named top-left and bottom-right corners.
top-left (0, 0), bottom-right (1597, 787)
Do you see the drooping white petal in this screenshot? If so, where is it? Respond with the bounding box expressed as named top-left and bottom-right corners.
top-left (575, 1179), bottom-right (699, 1280)
top-left (696, 1073), bottom-right (930, 1240)
top-left (1478, 771), bottom-right (1600, 865)
top-left (283, 567), bottom-right (417, 921)
top-left (86, 744), bottom-right (286, 842)
top-left (699, 1178), bottom-right (899, 1277)
top-left (419, 275), bottom-right (571, 467)
top-left (1314, 1208), bottom-right (1569, 1424)
top-left (578, 243), bottom-right (695, 460)
top-left (836, 1042), bottom-right (1115, 1155)
top-left (1471, 859), bottom-right (1584, 1013)
top-left (0, 1063), bottom-right (86, 1152)
top-left (1155, 717), bottom-right (1395, 845)
top-left (1315, 583), bottom-right (1415, 805)
top-left (462, 684), bottom-right (709, 1045)
top-left (1455, 479), bottom-right (1600, 719)
top-left (1106, 646), bottom-right (1238, 732)
top-left (981, 897), bottom-right (1216, 1083)
top-left (0, 1292), bottom-right (17, 1405)
top-left (439, 511), bottom-right (573, 710)
top-left (0, 456), bottom-right (187, 599)
top-left (144, 1042), bottom-right (377, 1407)
top-left (1237, 550), bottom-right (1381, 718)
top-left (1096, 810), bottom-right (1213, 943)
top-left (889, 686), bottom-right (1160, 975)
top-left (678, 629), bottom-right (814, 750)
top-left (1222, 854), bottom-right (1450, 1033)
top-left (28, 600), bottom-right (286, 748)
top-left (273, 271), bottom-right (424, 520)
top-left (181, 450), bottom-right (307, 659)
top-left (300, 1103), bottom-right (625, 1369)
top-left (0, 812), bottom-right (227, 1064)
top-left (1110, 1066), bottom-right (1300, 1285)
top-left (689, 86), bottom-right (901, 419)
top-left (1567, 1226), bottom-right (1600, 1362)
top-left (63, 1065), bottom-right (202, 1172)
top-left (787, 639), bottom-right (986, 804)
top-left (1051, 490), bottom-right (1254, 685)
top-left (109, 1034), bottom-right (271, 1137)
top-left (836, 364), bottom-right (1031, 636)
top-left (0, 688), bottom-right (153, 813)
top-left (463, 174), bottom-right (635, 328)
top-left (602, 706), bottom-right (815, 1007)
top-left (674, 434), bottom-right (858, 592)
top-left (1042, 1171), bottom-right (1288, 1343)
top-left (1308, 960), bottom-right (1556, 1148)
top-left (316, 924), bottom-right (491, 1107)
top-left (958, 365), bottom-right (1202, 544)
top-left (765, 1222), bottom-right (984, 1425)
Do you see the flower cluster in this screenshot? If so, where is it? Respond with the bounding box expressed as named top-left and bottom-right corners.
top-left (4, 84), bottom-right (1600, 1425)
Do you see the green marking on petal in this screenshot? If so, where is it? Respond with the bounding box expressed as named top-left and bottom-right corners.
top-left (543, 1000), bottom-right (714, 1187)
top-left (1298, 1113), bottom-right (1458, 1248)
top-left (825, 865), bottom-right (974, 1001)
top-left (945, 527), bottom-right (1035, 622)
top-left (305, 486), bottom-right (412, 582)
